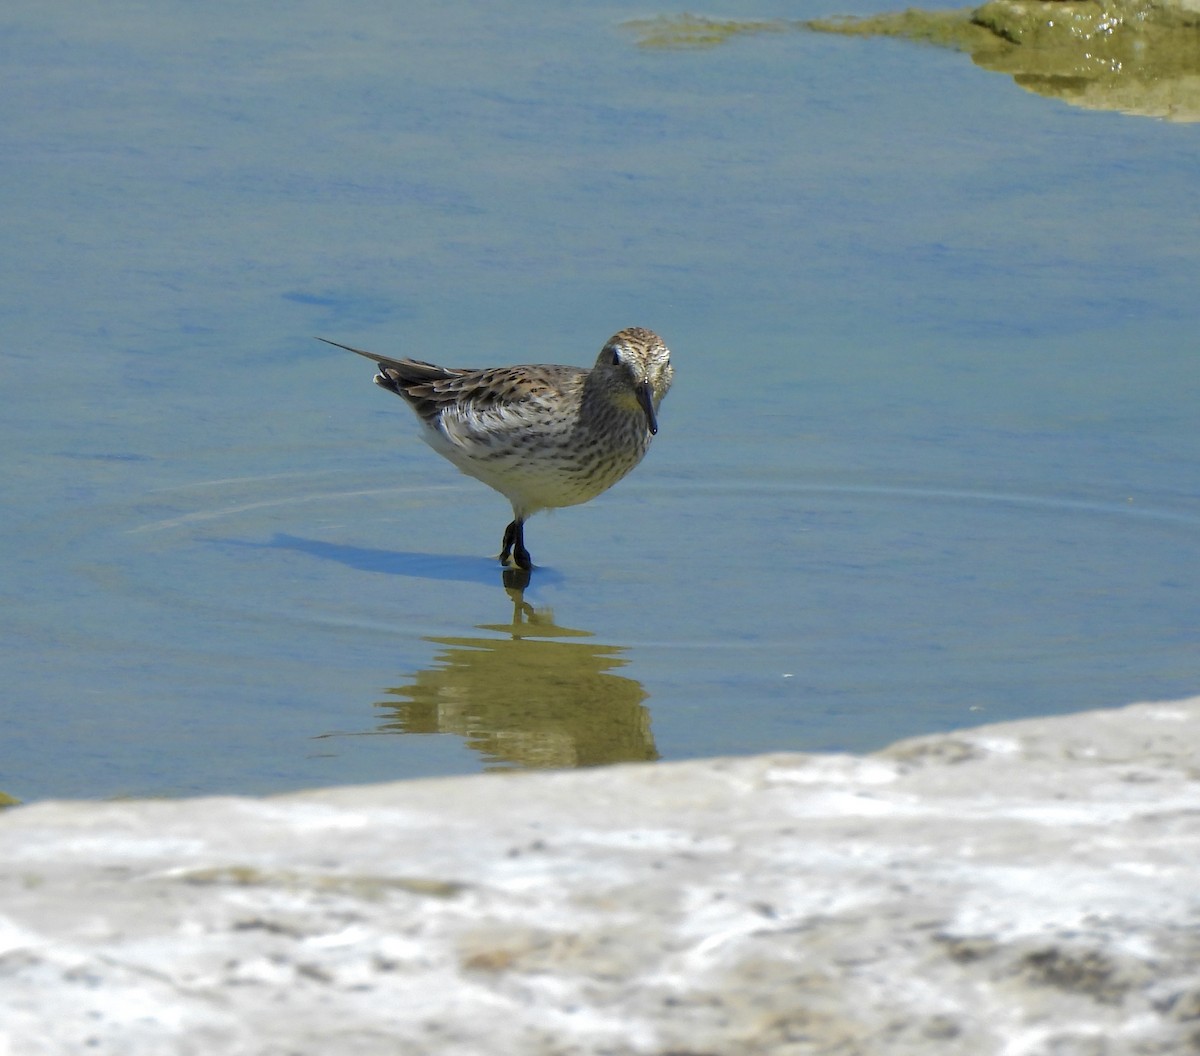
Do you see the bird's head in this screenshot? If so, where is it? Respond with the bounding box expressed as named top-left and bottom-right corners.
top-left (592, 327), bottom-right (674, 435)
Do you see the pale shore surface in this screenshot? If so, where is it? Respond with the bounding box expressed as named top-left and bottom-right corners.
top-left (2, 697), bottom-right (1198, 1055)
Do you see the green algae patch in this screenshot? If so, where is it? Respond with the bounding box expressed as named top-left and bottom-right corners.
top-left (623, 13), bottom-right (793, 49)
top-left (805, 9), bottom-right (996, 51)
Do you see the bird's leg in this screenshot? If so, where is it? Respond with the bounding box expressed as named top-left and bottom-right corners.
top-left (512, 522), bottom-right (532, 571)
top-left (499, 520), bottom-right (517, 564)
top-left (499, 518), bottom-right (532, 571)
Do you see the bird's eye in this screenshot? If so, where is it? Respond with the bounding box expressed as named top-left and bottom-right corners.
top-left (608, 346), bottom-right (622, 366)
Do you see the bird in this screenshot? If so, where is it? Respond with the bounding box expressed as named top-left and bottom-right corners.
top-left (321, 327), bottom-right (674, 571)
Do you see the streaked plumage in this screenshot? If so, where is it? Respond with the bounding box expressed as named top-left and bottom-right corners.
top-left (323, 327), bottom-right (673, 571)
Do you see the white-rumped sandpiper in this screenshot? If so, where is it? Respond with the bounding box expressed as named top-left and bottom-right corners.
top-left (323, 327), bottom-right (673, 571)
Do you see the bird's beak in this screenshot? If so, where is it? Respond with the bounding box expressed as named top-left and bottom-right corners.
top-left (636, 381), bottom-right (658, 435)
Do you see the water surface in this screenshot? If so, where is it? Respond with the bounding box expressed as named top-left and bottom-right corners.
top-left (2, 0), bottom-right (1197, 801)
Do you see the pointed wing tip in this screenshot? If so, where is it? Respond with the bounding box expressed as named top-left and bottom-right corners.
top-left (317, 337), bottom-right (381, 362)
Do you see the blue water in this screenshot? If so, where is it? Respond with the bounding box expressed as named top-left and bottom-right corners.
top-left (2, 1), bottom-right (1198, 801)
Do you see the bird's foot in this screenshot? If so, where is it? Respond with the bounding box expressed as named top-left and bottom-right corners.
top-left (499, 520), bottom-right (533, 571)
top-left (497, 549), bottom-right (533, 572)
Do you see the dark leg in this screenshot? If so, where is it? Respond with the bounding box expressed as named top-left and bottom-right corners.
top-left (499, 520), bottom-right (517, 564)
top-left (498, 518), bottom-right (532, 571)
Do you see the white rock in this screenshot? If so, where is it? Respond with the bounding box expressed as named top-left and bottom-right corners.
top-left (1, 698), bottom-right (1199, 1055)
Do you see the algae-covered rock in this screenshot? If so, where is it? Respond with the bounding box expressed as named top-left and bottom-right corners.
top-left (815, 0), bottom-right (1200, 119)
top-left (625, 3), bottom-right (1200, 121)
top-left (973, 0), bottom-right (1200, 118)
top-left (972, 0), bottom-right (1133, 46)
top-left (971, 0), bottom-right (1200, 44)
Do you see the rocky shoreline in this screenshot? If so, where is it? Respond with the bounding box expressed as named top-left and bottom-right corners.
top-left (2, 697), bottom-right (1199, 1054)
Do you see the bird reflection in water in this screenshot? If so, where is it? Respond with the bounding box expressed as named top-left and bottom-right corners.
top-left (374, 574), bottom-right (658, 770)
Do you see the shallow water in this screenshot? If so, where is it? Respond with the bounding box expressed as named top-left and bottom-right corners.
top-left (2, 1), bottom-right (1198, 801)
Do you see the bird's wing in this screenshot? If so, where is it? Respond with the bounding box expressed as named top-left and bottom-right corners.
top-left (410, 364), bottom-right (572, 406)
top-left (321, 337), bottom-right (585, 433)
top-left (416, 365), bottom-right (586, 448)
top-left (317, 337), bottom-right (471, 380)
